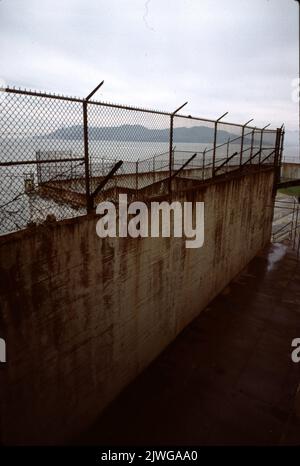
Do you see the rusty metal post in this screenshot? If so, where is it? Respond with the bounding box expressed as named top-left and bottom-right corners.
top-left (272, 127), bottom-right (283, 198)
top-left (212, 122), bottom-right (217, 175)
top-left (83, 100), bottom-right (92, 212)
top-left (226, 138), bottom-right (230, 173)
top-left (169, 115), bottom-right (174, 196)
top-left (239, 119), bottom-right (253, 167)
top-left (212, 112), bottom-right (228, 177)
top-left (249, 128), bottom-right (256, 164)
top-left (258, 123), bottom-right (270, 166)
top-left (258, 129), bottom-right (263, 165)
top-left (279, 124), bottom-right (285, 167)
top-left (275, 127), bottom-right (283, 169)
top-left (83, 81), bottom-right (104, 212)
top-left (169, 102), bottom-right (188, 196)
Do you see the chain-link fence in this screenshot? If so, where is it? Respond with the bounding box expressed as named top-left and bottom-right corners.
top-left (0, 86), bottom-right (283, 236)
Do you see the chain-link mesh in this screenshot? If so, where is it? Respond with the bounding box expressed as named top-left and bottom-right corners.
top-left (87, 103), bottom-right (170, 204)
top-left (261, 130), bottom-right (278, 165)
top-left (0, 90), bottom-right (85, 234)
top-left (214, 122), bottom-right (243, 175)
top-left (172, 115), bottom-right (215, 181)
top-left (0, 87), bottom-right (282, 236)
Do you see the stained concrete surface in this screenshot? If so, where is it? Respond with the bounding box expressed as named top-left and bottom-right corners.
top-left (77, 242), bottom-right (300, 446)
top-left (1, 169), bottom-right (275, 444)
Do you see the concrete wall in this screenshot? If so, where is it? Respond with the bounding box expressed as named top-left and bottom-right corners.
top-left (281, 162), bottom-right (300, 180)
top-left (0, 167), bottom-right (275, 445)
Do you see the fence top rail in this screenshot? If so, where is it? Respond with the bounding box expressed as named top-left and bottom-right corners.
top-left (0, 86), bottom-right (279, 133)
top-left (0, 86), bottom-right (170, 117)
top-left (174, 113), bottom-right (276, 133)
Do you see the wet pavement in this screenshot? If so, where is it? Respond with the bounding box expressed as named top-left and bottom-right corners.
top-left (77, 243), bottom-right (300, 445)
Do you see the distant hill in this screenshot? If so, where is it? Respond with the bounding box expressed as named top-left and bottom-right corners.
top-left (45, 124), bottom-right (242, 144)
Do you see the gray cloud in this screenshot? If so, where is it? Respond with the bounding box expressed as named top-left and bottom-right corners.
top-left (0, 0), bottom-right (299, 131)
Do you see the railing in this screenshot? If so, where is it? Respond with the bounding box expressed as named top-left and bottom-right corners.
top-left (272, 197), bottom-right (300, 258)
top-left (0, 84), bottom-right (283, 236)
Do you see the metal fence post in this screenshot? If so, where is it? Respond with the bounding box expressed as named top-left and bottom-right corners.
top-left (258, 123), bottom-right (270, 166)
top-left (249, 128), bottom-right (256, 164)
top-left (83, 100), bottom-right (92, 212)
top-left (239, 119), bottom-right (253, 167)
top-left (212, 112), bottom-right (228, 177)
top-left (169, 102), bottom-right (187, 196)
top-left (279, 124), bottom-right (285, 167)
top-left (169, 115), bottom-right (173, 196)
top-left (83, 81), bottom-right (104, 212)
top-left (272, 127), bottom-right (283, 197)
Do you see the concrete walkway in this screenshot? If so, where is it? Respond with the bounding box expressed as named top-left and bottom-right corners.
top-left (77, 243), bottom-right (300, 445)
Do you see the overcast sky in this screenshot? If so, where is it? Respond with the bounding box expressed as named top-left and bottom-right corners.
top-left (0, 0), bottom-right (299, 131)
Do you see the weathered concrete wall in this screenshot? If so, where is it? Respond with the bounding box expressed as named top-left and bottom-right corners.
top-left (0, 168), bottom-right (275, 445)
top-left (281, 162), bottom-right (300, 180)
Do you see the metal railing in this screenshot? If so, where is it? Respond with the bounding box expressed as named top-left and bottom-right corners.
top-left (272, 197), bottom-right (300, 258)
top-left (0, 83), bottom-right (283, 236)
